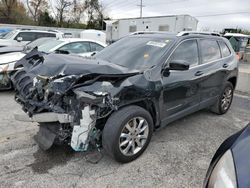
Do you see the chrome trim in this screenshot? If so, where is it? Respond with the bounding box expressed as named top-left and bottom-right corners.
top-left (177, 31), bottom-right (220, 37)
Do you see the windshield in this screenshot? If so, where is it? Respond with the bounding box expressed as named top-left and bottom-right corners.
top-left (2, 30), bottom-right (17, 39)
top-left (25, 38), bottom-right (55, 52)
top-left (37, 40), bottom-right (64, 53)
top-left (95, 36), bottom-right (173, 69)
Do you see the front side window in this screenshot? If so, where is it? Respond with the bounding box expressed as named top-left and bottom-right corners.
top-left (200, 39), bottom-right (221, 63)
top-left (219, 41), bottom-right (231, 57)
top-left (59, 42), bottom-right (91, 54)
top-left (169, 39), bottom-right (199, 67)
top-left (14, 32), bottom-right (36, 41)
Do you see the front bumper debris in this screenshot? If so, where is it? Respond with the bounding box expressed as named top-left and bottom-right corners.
top-left (14, 106), bottom-right (97, 152)
top-left (14, 112), bottom-right (73, 123)
top-left (71, 106), bottom-right (96, 151)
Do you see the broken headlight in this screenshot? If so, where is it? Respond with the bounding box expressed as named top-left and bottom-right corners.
top-left (207, 150), bottom-right (237, 188)
top-left (0, 61), bottom-right (16, 73)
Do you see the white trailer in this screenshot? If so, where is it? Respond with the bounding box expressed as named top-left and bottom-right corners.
top-left (105, 14), bottom-right (198, 42)
top-left (80, 30), bottom-right (106, 44)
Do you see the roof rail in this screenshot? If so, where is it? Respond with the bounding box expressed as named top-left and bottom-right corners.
top-left (130, 31), bottom-right (170, 35)
top-left (15, 28), bottom-right (60, 33)
top-left (177, 31), bottom-right (221, 37)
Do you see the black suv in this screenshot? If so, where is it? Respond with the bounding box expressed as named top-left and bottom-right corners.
top-left (12, 31), bottom-right (238, 163)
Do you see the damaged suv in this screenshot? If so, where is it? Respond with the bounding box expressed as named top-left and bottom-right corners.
top-left (12, 32), bottom-right (238, 163)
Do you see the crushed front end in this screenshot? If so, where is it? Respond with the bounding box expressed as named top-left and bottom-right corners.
top-left (11, 51), bottom-right (138, 152)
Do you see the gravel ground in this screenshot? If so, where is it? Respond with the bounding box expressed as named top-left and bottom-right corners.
top-left (0, 91), bottom-right (250, 188)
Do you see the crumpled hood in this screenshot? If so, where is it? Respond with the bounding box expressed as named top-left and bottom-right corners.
top-left (11, 50), bottom-right (142, 115)
top-left (0, 52), bottom-right (26, 65)
top-left (15, 50), bottom-right (141, 77)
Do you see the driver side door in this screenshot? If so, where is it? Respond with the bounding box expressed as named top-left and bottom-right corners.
top-left (160, 39), bottom-right (204, 125)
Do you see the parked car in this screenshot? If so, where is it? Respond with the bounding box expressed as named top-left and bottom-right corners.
top-left (224, 33), bottom-right (249, 59)
top-left (12, 31), bottom-right (238, 163)
top-left (36, 38), bottom-right (106, 56)
top-left (0, 38), bottom-right (106, 90)
top-left (0, 37), bottom-right (55, 55)
top-left (0, 38), bottom-right (57, 90)
top-left (0, 29), bottom-right (64, 47)
top-left (204, 122), bottom-right (250, 188)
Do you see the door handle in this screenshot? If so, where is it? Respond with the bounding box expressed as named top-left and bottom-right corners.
top-left (223, 64), bottom-right (229, 68)
top-left (195, 71), bottom-right (204, 76)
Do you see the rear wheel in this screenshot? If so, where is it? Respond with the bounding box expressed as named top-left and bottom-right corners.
top-left (102, 105), bottom-right (153, 163)
top-left (210, 82), bottom-right (234, 115)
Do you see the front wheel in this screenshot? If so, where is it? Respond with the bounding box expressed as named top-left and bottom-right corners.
top-left (102, 105), bottom-right (153, 163)
top-left (210, 82), bottom-right (234, 115)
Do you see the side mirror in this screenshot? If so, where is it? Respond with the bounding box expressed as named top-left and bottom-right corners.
top-left (162, 60), bottom-right (190, 77)
top-left (17, 37), bottom-right (23, 42)
top-left (169, 60), bottom-right (190, 71)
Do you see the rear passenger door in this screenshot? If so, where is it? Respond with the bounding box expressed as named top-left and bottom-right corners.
top-left (197, 39), bottom-right (231, 108)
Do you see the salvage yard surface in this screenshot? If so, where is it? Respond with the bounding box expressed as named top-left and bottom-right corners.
top-left (0, 91), bottom-right (250, 188)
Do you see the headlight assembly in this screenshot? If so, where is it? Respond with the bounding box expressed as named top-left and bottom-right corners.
top-left (0, 61), bottom-right (16, 73)
top-left (207, 150), bottom-right (237, 188)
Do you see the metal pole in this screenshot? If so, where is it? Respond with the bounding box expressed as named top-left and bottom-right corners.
top-left (140, 0), bottom-right (142, 18)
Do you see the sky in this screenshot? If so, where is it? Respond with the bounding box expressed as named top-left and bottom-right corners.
top-left (100, 0), bottom-right (250, 31)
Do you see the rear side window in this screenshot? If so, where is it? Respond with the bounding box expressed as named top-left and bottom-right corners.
top-left (170, 39), bottom-right (199, 67)
top-left (200, 39), bottom-right (221, 63)
top-left (90, 42), bottom-right (104, 51)
top-left (219, 41), bottom-right (231, 57)
top-left (35, 32), bottom-right (56, 39)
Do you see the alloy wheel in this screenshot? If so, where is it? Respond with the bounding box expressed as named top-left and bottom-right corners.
top-left (221, 87), bottom-right (233, 111)
top-left (119, 117), bottom-right (149, 156)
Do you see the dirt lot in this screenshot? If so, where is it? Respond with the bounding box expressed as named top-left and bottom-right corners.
top-left (0, 91), bottom-right (250, 188)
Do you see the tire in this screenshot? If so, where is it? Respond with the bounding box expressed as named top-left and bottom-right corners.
top-left (210, 81), bottom-right (234, 115)
top-left (102, 105), bottom-right (153, 163)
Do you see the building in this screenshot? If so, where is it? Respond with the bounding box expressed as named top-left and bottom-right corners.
top-left (105, 14), bottom-right (198, 42)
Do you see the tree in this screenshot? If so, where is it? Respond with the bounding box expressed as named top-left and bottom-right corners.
top-left (0, 0), bottom-right (17, 23)
top-left (55, 0), bottom-right (73, 27)
top-left (0, 0), bottom-right (30, 24)
top-left (70, 0), bottom-right (85, 24)
top-left (26, 0), bottom-right (48, 22)
top-left (85, 0), bottom-right (106, 30)
top-left (38, 11), bottom-right (56, 26)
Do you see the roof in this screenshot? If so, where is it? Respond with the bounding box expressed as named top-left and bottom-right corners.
top-left (15, 29), bottom-right (62, 34)
top-left (105, 14), bottom-right (198, 22)
top-left (128, 32), bottom-right (178, 39)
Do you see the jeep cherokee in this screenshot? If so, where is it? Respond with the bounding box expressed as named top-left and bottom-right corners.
top-left (12, 31), bottom-right (238, 163)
